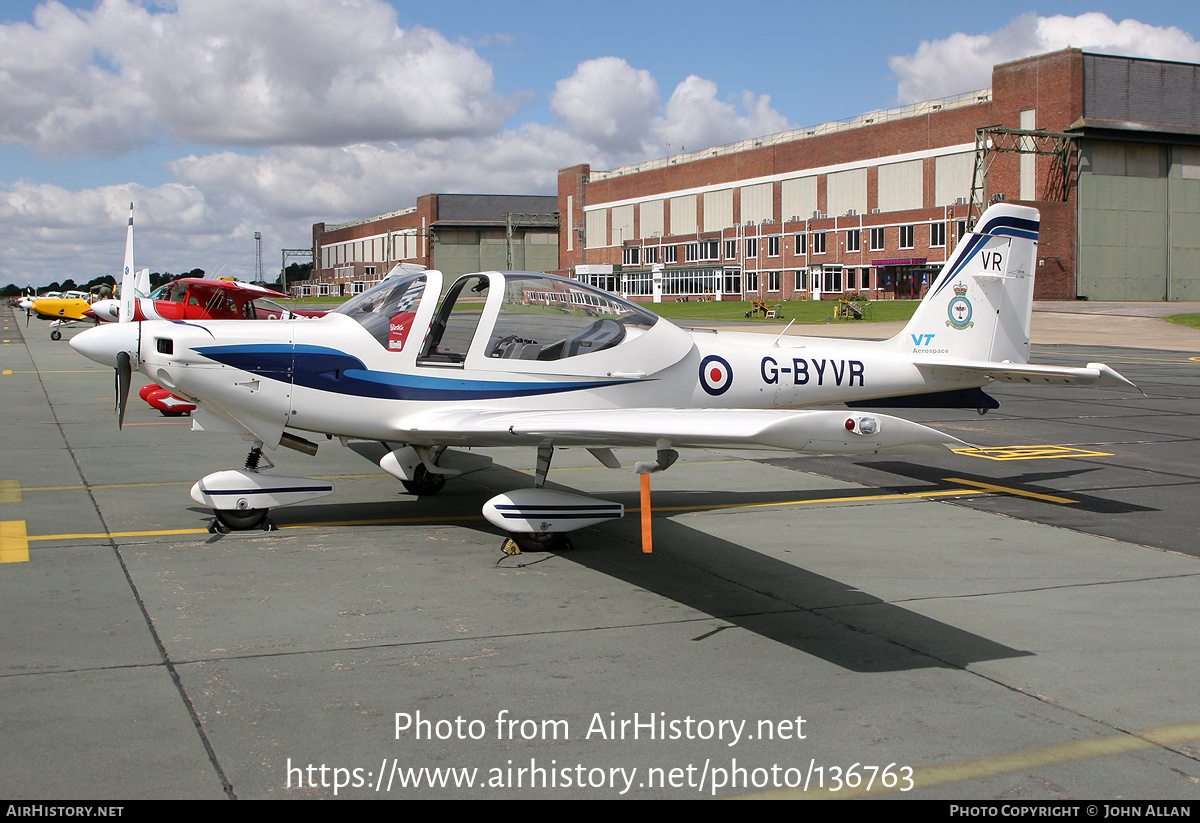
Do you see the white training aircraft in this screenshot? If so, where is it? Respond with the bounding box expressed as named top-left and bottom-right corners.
top-left (70, 204), bottom-right (1135, 549)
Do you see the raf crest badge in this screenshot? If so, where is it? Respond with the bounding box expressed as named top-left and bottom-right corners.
top-left (947, 283), bottom-right (973, 330)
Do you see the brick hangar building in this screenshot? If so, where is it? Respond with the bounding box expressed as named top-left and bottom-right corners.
top-left (311, 49), bottom-right (1200, 303)
top-left (558, 48), bottom-right (1200, 303)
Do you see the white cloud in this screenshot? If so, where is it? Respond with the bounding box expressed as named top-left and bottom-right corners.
top-left (171, 125), bottom-right (589, 224)
top-left (651, 75), bottom-right (790, 156)
top-left (0, 121), bottom-right (597, 284)
top-left (0, 180), bottom-right (231, 285)
top-left (551, 57), bottom-right (659, 154)
top-left (0, 10), bottom-right (803, 285)
top-left (890, 13), bottom-right (1200, 103)
top-left (0, 0), bottom-right (518, 156)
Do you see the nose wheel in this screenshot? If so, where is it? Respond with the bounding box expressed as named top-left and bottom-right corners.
top-left (208, 507), bottom-right (274, 533)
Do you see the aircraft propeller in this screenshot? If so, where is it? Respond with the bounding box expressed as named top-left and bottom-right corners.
top-left (115, 350), bottom-right (131, 429)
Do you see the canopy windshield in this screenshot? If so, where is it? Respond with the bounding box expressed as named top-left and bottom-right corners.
top-left (333, 272), bottom-right (428, 350)
top-left (481, 273), bottom-right (658, 362)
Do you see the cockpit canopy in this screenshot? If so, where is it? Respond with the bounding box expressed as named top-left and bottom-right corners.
top-left (335, 271), bottom-right (661, 364)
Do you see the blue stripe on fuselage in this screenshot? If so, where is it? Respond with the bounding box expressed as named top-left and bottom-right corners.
top-left (193, 344), bottom-right (637, 401)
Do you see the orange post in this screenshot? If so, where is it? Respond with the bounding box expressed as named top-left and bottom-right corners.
top-left (640, 472), bottom-right (653, 553)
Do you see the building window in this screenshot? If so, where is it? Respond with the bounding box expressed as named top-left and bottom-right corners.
top-left (767, 270), bottom-right (781, 292)
top-left (702, 240), bottom-right (719, 260)
top-left (794, 269), bottom-right (807, 290)
top-left (685, 243), bottom-right (698, 262)
top-left (861, 269), bottom-right (871, 289)
top-left (665, 245), bottom-right (678, 264)
top-left (930, 222), bottom-right (946, 248)
top-left (722, 269), bottom-right (742, 294)
top-left (623, 246), bottom-right (640, 265)
top-left (795, 234), bottom-right (806, 255)
top-left (821, 267), bottom-right (843, 293)
top-left (744, 271), bottom-right (759, 292)
top-left (899, 225), bottom-right (914, 249)
top-left (622, 271), bottom-right (652, 295)
top-left (644, 246), bottom-right (659, 264)
top-left (870, 227), bottom-right (885, 251)
top-left (813, 232), bottom-right (827, 254)
top-left (767, 236), bottom-right (780, 257)
top-left (956, 220), bottom-right (967, 240)
top-left (745, 238), bottom-right (757, 258)
top-left (846, 230), bottom-right (860, 253)
top-left (725, 239), bottom-right (736, 259)
top-left (846, 269), bottom-right (857, 290)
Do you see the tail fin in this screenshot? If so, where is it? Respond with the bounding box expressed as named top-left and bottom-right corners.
top-left (118, 203), bottom-right (136, 323)
top-left (892, 204), bottom-right (1038, 363)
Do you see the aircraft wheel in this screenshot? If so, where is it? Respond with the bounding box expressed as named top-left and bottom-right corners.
top-left (50, 329), bottom-right (61, 341)
top-left (401, 465), bottom-right (446, 496)
top-left (212, 507), bottom-right (269, 531)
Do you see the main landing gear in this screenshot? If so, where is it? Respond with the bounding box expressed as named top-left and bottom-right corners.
top-left (400, 463), bottom-right (447, 496)
top-left (483, 446), bottom-right (625, 556)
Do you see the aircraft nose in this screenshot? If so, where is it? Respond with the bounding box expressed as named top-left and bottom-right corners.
top-left (70, 322), bottom-right (139, 368)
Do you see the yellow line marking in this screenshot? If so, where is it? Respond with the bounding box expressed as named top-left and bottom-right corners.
top-left (640, 487), bottom-right (986, 515)
top-left (16, 487), bottom-right (1004, 543)
top-left (943, 478), bottom-right (1077, 504)
top-left (14, 481), bottom-right (194, 493)
top-left (16, 473), bottom-right (1076, 544)
top-left (0, 480), bottom-right (20, 502)
top-left (741, 720), bottom-right (1200, 799)
top-left (25, 516), bottom-right (489, 542)
top-left (1, 521), bottom-right (30, 563)
top-left (953, 445), bottom-right (1113, 461)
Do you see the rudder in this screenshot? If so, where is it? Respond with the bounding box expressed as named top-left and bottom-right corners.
top-left (893, 204), bottom-right (1039, 364)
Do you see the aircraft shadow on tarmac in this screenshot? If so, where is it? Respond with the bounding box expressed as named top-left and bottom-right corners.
top-left (185, 452), bottom-right (1033, 676)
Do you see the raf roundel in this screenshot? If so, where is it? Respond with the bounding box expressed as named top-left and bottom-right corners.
top-left (699, 354), bottom-right (733, 396)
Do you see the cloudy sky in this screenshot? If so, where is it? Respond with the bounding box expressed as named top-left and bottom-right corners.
top-left (3, 0), bottom-right (1199, 287)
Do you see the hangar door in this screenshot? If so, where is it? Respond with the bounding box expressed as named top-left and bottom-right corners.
top-left (1078, 142), bottom-right (1200, 301)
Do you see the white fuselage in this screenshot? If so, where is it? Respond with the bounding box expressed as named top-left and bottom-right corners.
top-left (118, 313), bottom-right (964, 450)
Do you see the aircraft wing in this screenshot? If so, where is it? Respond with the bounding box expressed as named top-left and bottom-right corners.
top-left (915, 359), bottom-right (1138, 390)
top-left (393, 407), bottom-right (969, 455)
top-left (192, 279), bottom-right (291, 299)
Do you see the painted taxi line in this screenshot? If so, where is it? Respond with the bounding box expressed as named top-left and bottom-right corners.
top-left (953, 444), bottom-right (1114, 461)
top-left (0, 477), bottom-right (1076, 562)
top-left (743, 720), bottom-right (1200, 799)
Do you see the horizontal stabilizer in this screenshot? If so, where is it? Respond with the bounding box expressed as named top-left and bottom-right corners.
top-left (914, 359), bottom-right (1139, 390)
